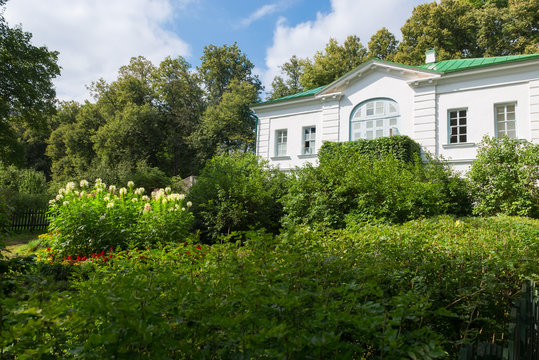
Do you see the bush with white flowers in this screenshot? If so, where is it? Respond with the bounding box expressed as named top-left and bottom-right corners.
top-left (47, 179), bottom-right (193, 257)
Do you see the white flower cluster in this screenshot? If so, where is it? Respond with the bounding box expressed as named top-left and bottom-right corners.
top-left (80, 179), bottom-right (89, 188)
top-left (119, 187), bottom-right (127, 197)
top-left (127, 181), bottom-right (135, 188)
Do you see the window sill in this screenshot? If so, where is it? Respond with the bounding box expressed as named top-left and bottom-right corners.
top-left (442, 142), bottom-right (476, 149)
top-left (298, 154), bottom-right (317, 159)
top-left (270, 156), bottom-right (291, 161)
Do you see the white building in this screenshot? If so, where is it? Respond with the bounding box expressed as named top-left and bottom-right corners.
top-left (252, 52), bottom-right (539, 172)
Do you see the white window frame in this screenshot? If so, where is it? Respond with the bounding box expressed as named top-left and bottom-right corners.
top-left (350, 98), bottom-right (400, 141)
top-left (302, 126), bottom-right (316, 155)
top-left (495, 102), bottom-right (516, 139)
top-left (448, 108), bottom-right (468, 144)
top-left (275, 129), bottom-right (287, 157)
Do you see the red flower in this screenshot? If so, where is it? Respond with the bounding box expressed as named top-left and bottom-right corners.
top-left (46, 247), bottom-right (51, 252)
top-left (81, 256), bottom-right (87, 261)
top-left (76, 256), bottom-right (81, 261)
top-left (67, 256), bottom-right (73, 261)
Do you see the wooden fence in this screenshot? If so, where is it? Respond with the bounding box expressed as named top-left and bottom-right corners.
top-left (459, 279), bottom-right (539, 360)
top-left (7, 208), bottom-right (49, 233)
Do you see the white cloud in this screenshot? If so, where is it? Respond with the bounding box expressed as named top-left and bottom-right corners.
top-left (4, 0), bottom-right (192, 102)
top-left (239, 3), bottom-right (279, 28)
top-left (263, 0), bottom-right (428, 90)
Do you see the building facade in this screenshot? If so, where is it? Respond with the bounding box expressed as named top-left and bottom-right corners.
top-left (252, 53), bottom-right (539, 172)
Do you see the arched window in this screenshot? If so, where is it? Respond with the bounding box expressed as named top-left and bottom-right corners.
top-left (350, 98), bottom-right (400, 140)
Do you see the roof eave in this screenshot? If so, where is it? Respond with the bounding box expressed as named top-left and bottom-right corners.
top-left (250, 94), bottom-right (321, 111)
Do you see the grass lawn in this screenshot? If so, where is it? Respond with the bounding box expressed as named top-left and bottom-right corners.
top-left (2, 232), bottom-right (43, 257)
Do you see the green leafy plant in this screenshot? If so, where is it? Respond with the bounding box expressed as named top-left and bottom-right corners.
top-left (46, 179), bottom-right (193, 257)
top-left (468, 136), bottom-right (539, 217)
top-left (282, 142), bottom-right (470, 228)
top-left (187, 152), bottom-right (287, 243)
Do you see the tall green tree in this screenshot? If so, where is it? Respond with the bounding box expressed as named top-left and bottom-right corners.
top-left (47, 102), bottom-right (104, 182)
top-left (152, 56), bottom-right (204, 176)
top-left (0, 0), bottom-right (60, 165)
top-left (190, 80), bottom-right (259, 164)
top-left (197, 42), bottom-right (262, 105)
top-left (394, 0), bottom-right (480, 65)
top-left (504, 0), bottom-right (539, 54)
top-left (300, 35), bottom-right (368, 90)
top-left (269, 55), bottom-right (305, 100)
top-left (368, 28), bottom-right (399, 61)
top-left (394, 0), bottom-right (538, 65)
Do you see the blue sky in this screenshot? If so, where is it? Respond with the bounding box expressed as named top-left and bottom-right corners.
top-left (4, 0), bottom-right (430, 101)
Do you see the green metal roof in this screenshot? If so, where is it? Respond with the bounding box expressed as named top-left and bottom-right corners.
top-left (254, 54), bottom-right (539, 106)
top-left (416, 54), bottom-right (539, 73)
top-left (252, 85), bottom-right (327, 107)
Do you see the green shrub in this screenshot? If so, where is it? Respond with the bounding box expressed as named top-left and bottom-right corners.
top-left (282, 148), bottom-right (470, 228)
top-left (4, 216), bottom-right (537, 359)
top-left (47, 179), bottom-right (193, 257)
top-left (187, 152), bottom-right (287, 243)
top-left (468, 136), bottom-right (539, 217)
top-left (319, 135), bottom-right (422, 164)
top-left (82, 160), bottom-right (171, 192)
top-left (0, 163), bottom-right (49, 211)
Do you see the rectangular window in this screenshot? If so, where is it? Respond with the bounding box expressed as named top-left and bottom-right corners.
top-left (448, 109), bottom-right (467, 144)
top-left (495, 103), bottom-right (516, 138)
top-left (275, 129), bottom-right (287, 156)
top-left (303, 127), bottom-right (316, 155)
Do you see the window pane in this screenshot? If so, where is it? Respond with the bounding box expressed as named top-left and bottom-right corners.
top-left (497, 113), bottom-right (505, 122)
top-left (390, 118), bottom-right (397, 126)
top-left (367, 121), bottom-right (373, 129)
top-left (376, 129), bottom-right (383, 138)
top-left (507, 104), bottom-right (515, 112)
top-left (353, 122), bottom-right (361, 131)
top-left (498, 123), bottom-right (506, 131)
top-left (451, 127), bottom-right (458, 135)
top-left (460, 135), bottom-right (467, 143)
top-left (375, 102), bottom-right (384, 115)
top-left (496, 107), bottom-right (504, 115)
top-left (506, 122), bottom-right (515, 131)
top-left (366, 103), bottom-right (374, 116)
top-left (507, 112), bottom-right (515, 121)
top-left (450, 119), bottom-right (457, 126)
top-left (450, 135), bottom-right (458, 143)
top-left (389, 104), bottom-right (397, 114)
top-left (460, 127), bottom-right (467, 134)
top-left (459, 118), bottom-right (466, 125)
top-left (376, 120), bottom-right (383, 127)
top-left (366, 131), bottom-right (373, 139)
top-left (507, 129), bottom-right (516, 138)
top-left (459, 110), bottom-right (466, 118)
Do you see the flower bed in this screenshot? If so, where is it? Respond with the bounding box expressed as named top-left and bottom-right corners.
top-left (45, 179), bottom-right (194, 257)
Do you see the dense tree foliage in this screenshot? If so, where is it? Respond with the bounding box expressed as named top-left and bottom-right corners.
top-left (394, 0), bottom-right (539, 65)
top-left (269, 55), bottom-right (305, 100)
top-left (300, 35), bottom-right (368, 90)
top-left (367, 27), bottom-right (399, 61)
top-left (197, 42), bottom-right (262, 105)
top-left (0, 0), bottom-right (60, 166)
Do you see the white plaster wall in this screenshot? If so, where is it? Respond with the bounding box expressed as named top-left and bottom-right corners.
top-left (264, 108), bottom-right (322, 170)
top-left (436, 81), bottom-right (531, 164)
top-left (338, 71), bottom-right (416, 141)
